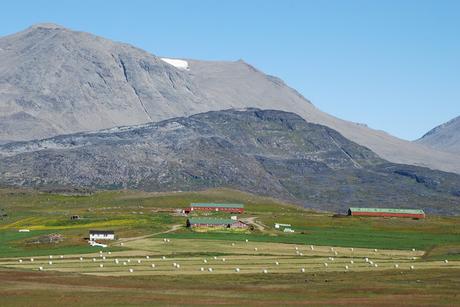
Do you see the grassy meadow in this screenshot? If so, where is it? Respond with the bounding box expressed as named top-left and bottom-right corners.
top-left (1, 187), bottom-right (460, 305)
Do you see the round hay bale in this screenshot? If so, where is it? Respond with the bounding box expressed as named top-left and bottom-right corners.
top-left (263, 269), bottom-right (268, 274)
top-left (39, 266), bottom-right (43, 271)
top-left (123, 262), bottom-right (127, 265)
top-left (200, 267), bottom-right (204, 271)
top-left (444, 259), bottom-right (449, 264)
top-left (79, 257), bottom-right (83, 261)
top-left (48, 261), bottom-right (53, 265)
top-left (275, 261), bottom-right (279, 266)
top-left (92, 258), bottom-right (96, 262)
top-left (235, 268), bottom-right (240, 272)
top-left (129, 268), bottom-right (134, 273)
top-left (394, 264), bottom-right (399, 268)
top-left (222, 258), bottom-right (226, 262)
top-left (345, 265), bottom-right (349, 270)
top-left (99, 264), bottom-right (104, 268)
top-left (324, 263), bottom-right (328, 267)
top-left (208, 268), bottom-right (213, 272)
top-left (60, 255), bottom-right (64, 259)
top-left (301, 268), bottom-right (305, 273)
top-left (203, 259), bottom-right (207, 263)
top-left (49, 255), bottom-right (53, 259)
top-left (410, 265), bottom-right (415, 270)
top-left (18, 259), bottom-right (22, 263)
top-left (30, 258), bottom-right (34, 262)
top-left (350, 260), bottom-right (354, 264)
top-left (162, 256), bottom-right (166, 260)
top-left (151, 264), bottom-right (155, 268)
top-left (146, 256), bottom-right (150, 259)
top-left (137, 260), bottom-right (141, 264)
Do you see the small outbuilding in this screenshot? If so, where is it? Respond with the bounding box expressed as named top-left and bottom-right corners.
top-left (348, 208), bottom-right (425, 219)
top-left (186, 218), bottom-right (248, 229)
top-left (89, 230), bottom-right (115, 241)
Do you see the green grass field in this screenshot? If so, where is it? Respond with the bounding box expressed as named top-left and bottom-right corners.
top-left (1, 187), bottom-right (460, 305)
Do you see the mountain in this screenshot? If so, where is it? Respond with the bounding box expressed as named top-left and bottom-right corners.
top-left (416, 116), bottom-right (460, 154)
top-left (0, 23), bottom-right (459, 174)
top-left (1, 109), bottom-right (459, 215)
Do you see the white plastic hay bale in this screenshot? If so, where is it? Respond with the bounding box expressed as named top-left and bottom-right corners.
top-left (222, 258), bottom-right (226, 262)
top-left (203, 259), bottom-right (207, 263)
top-left (127, 259), bottom-right (131, 263)
top-left (92, 258), bottom-right (96, 262)
top-left (48, 261), bottom-right (53, 265)
top-left (410, 265), bottom-right (415, 270)
top-left (99, 251), bottom-right (103, 254)
top-left (162, 256), bottom-right (166, 260)
top-left (412, 248), bottom-right (416, 252)
top-left (310, 245), bottom-right (314, 250)
top-left (345, 265), bottom-right (349, 270)
top-left (334, 251), bottom-right (338, 256)
top-left (275, 261), bottom-right (279, 266)
top-left (350, 260), bottom-right (354, 264)
top-left (235, 268), bottom-right (240, 272)
top-left (394, 264), bottom-right (399, 268)
top-left (60, 255), bottom-right (64, 259)
top-left (102, 256), bottom-right (106, 260)
top-left (213, 256), bottom-right (217, 260)
top-left (30, 258), bottom-right (34, 262)
top-left (39, 266), bottom-right (43, 271)
top-left (99, 264), bottom-right (104, 268)
top-left (412, 257), bottom-right (416, 260)
top-left (18, 259), bottom-right (23, 263)
top-left (331, 257), bottom-right (335, 261)
top-left (295, 247), bottom-right (299, 251)
top-left (200, 267), bottom-right (205, 272)
top-left (80, 257), bottom-right (83, 261)
top-left (208, 267), bottom-right (213, 272)
top-left (444, 259), bottom-right (449, 264)
top-left (374, 249), bottom-right (378, 252)
top-left (137, 260), bottom-right (141, 264)
top-left (167, 239), bottom-right (171, 243)
top-left (374, 263), bottom-right (378, 268)
top-left (301, 268), bottom-right (305, 273)
top-left (146, 255), bottom-right (149, 259)
top-left (263, 269), bottom-right (268, 274)
top-left (163, 238), bottom-right (167, 242)
top-left (176, 264), bottom-right (180, 269)
top-left (350, 248), bottom-right (354, 252)
top-left (49, 255), bottom-right (53, 259)
top-left (365, 257), bottom-right (369, 263)
top-left (231, 243), bottom-right (235, 246)
top-left (173, 262), bottom-right (177, 267)
top-left (123, 262), bottom-right (127, 265)
top-left (330, 247), bottom-right (334, 251)
top-left (108, 252), bottom-right (112, 255)
top-left (115, 259), bottom-right (119, 264)
top-left (369, 261), bottom-right (374, 265)
top-left (324, 263), bottom-right (328, 267)
top-left (245, 239), bottom-right (249, 243)
top-left (120, 242), bottom-right (124, 246)
top-left (254, 247), bottom-right (258, 251)
top-left (129, 268), bottom-right (134, 273)
top-left (151, 264), bottom-right (155, 268)
top-left (299, 253), bottom-right (304, 256)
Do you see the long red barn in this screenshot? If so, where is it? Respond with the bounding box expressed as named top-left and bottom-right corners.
top-left (348, 207), bottom-right (425, 219)
top-left (186, 203), bottom-right (245, 214)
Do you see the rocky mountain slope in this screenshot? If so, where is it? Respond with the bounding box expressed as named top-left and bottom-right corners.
top-left (0, 23), bottom-right (459, 174)
top-left (1, 109), bottom-right (459, 215)
top-left (416, 116), bottom-right (460, 154)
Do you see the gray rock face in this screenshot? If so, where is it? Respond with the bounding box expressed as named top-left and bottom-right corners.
top-left (1, 109), bottom-right (459, 215)
top-left (416, 116), bottom-right (460, 154)
top-left (0, 23), bottom-right (459, 174)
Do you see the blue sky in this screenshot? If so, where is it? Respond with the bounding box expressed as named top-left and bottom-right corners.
top-left (1, 0), bottom-right (458, 140)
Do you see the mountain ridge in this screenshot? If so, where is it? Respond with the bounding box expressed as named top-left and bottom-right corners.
top-left (0, 23), bottom-right (459, 174)
top-left (1, 109), bottom-right (459, 215)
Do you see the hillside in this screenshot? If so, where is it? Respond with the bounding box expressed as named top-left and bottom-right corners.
top-left (0, 23), bottom-right (459, 174)
top-left (1, 109), bottom-right (459, 214)
top-left (416, 116), bottom-right (460, 154)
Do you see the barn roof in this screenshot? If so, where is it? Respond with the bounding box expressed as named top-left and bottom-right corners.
top-left (349, 207), bottom-right (425, 215)
top-left (188, 218), bottom-right (239, 225)
top-left (191, 203), bottom-right (244, 209)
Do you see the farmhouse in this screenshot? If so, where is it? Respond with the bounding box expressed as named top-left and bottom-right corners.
top-left (89, 230), bottom-right (115, 241)
top-left (186, 218), bottom-right (248, 229)
top-left (186, 203), bottom-right (245, 213)
top-left (348, 207), bottom-right (425, 219)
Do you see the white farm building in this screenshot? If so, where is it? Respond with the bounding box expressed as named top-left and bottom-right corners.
top-left (89, 230), bottom-right (115, 241)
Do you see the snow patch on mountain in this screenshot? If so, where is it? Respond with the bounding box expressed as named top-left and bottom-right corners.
top-left (160, 58), bottom-right (189, 70)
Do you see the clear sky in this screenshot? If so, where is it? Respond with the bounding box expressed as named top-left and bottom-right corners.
top-left (1, 0), bottom-right (458, 140)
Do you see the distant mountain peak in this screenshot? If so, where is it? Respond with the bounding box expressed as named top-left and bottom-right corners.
top-left (29, 23), bottom-right (66, 30)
